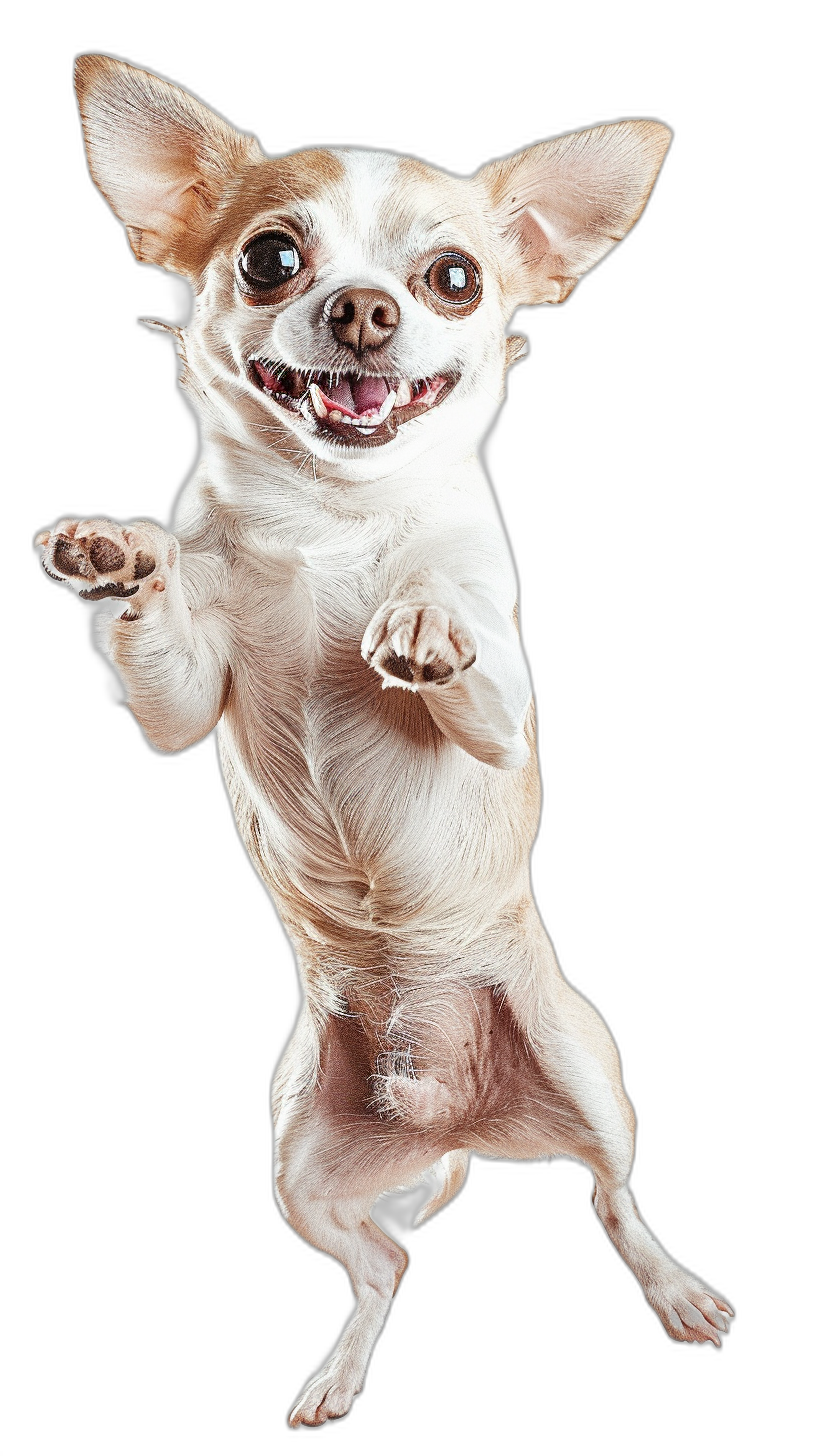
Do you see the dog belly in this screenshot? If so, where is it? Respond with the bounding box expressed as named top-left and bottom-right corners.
top-left (283, 982), bottom-right (577, 1161)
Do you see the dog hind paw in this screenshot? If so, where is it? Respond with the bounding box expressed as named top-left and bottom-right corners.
top-left (289, 1362), bottom-right (361, 1426)
top-left (648, 1271), bottom-right (734, 1346)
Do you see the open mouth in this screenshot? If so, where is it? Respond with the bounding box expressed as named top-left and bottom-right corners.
top-left (249, 359), bottom-right (456, 446)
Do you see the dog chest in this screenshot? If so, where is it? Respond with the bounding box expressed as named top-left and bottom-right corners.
top-left (216, 540), bottom-right (437, 898)
top-left (211, 517), bottom-right (532, 937)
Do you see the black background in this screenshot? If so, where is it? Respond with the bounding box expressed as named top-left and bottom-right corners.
top-left (20, 31), bottom-right (751, 1444)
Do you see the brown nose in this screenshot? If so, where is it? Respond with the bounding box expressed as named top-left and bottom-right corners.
top-left (329, 287), bottom-right (400, 354)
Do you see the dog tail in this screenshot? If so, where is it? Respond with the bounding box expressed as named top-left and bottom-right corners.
top-left (413, 1149), bottom-right (470, 1227)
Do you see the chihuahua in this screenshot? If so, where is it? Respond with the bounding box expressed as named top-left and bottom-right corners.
top-left (37, 55), bottom-right (732, 1426)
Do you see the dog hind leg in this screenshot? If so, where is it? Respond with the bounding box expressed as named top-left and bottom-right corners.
top-left (276, 1012), bottom-right (445, 1424)
top-left (283, 1174), bottom-right (408, 1426)
top-left (503, 917), bottom-right (734, 1343)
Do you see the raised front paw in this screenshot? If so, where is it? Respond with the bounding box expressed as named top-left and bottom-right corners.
top-left (36, 518), bottom-right (176, 608)
top-left (362, 601), bottom-right (476, 688)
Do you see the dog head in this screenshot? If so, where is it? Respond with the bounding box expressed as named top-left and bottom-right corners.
top-left (75, 56), bottom-right (670, 477)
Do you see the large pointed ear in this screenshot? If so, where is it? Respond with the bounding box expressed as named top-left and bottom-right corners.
top-left (477, 120), bottom-right (671, 306)
top-left (74, 55), bottom-right (263, 276)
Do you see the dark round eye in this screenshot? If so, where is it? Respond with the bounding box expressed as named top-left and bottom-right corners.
top-left (425, 252), bottom-right (481, 305)
top-left (238, 232), bottom-right (301, 292)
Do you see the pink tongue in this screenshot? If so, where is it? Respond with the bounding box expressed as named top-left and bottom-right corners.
top-left (325, 376), bottom-right (356, 413)
top-left (319, 374), bottom-right (391, 419)
top-left (350, 376), bottom-right (389, 414)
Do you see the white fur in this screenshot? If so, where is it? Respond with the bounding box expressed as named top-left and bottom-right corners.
top-left (40, 57), bottom-right (731, 1428)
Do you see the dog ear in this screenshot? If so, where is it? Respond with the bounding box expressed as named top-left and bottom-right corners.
top-left (477, 121), bottom-right (671, 306)
top-left (74, 55), bottom-right (263, 276)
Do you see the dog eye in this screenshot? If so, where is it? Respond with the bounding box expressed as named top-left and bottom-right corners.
top-left (426, 253), bottom-right (481, 305)
top-left (238, 232), bottom-right (301, 292)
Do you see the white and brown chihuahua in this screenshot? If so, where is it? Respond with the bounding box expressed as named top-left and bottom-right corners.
top-left (37, 55), bottom-right (732, 1426)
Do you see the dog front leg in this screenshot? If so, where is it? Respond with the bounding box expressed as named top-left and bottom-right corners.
top-left (37, 517), bottom-right (231, 751)
top-left (362, 580), bottom-right (531, 768)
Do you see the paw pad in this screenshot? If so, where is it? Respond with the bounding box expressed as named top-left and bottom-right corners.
top-left (88, 537), bottom-right (126, 573)
top-left (53, 536), bottom-right (93, 579)
top-left (133, 551), bottom-right (156, 579)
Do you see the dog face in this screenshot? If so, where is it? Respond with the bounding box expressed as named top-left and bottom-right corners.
top-left (192, 147), bottom-right (513, 467)
top-left (75, 56), bottom-right (670, 475)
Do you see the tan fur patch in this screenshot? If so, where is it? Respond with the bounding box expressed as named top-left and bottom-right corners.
top-left (206, 150), bottom-right (346, 265)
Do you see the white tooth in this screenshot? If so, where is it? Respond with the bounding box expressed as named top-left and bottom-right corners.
top-left (329, 410), bottom-right (345, 422)
top-left (377, 390), bottom-right (397, 423)
top-left (299, 398), bottom-right (312, 420)
top-left (394, 379), bottom-right (412, 407)
top-left (309, 383), bottom-right (328, 419)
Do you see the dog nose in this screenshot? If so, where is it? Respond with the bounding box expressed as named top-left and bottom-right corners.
top-left (329, 288), bottom-right (400, 353)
